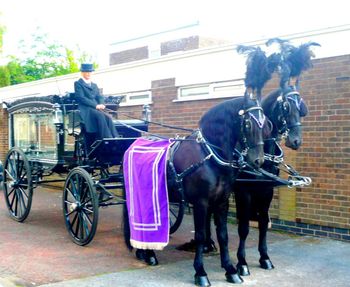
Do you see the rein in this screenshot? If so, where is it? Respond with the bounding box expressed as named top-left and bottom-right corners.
top-left (116, 110), bottom-right (194, 133)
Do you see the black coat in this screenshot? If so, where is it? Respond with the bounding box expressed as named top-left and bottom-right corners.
top-left (74, 78), bottom-right (105, 133)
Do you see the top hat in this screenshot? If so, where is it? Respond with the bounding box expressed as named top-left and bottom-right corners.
top-left (80, 63), bottom-right (94, 72)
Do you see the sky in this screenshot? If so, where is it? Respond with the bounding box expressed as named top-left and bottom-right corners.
top-left (1, 0), bottom-right (349, 67)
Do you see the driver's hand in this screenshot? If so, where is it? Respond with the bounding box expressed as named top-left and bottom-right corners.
top-left (96, 104), bottom-right (106, 110)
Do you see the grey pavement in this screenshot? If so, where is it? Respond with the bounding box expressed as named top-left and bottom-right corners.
top-left (36, 235), bottom-right (350, 287)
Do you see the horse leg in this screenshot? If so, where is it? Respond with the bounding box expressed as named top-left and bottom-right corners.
top-left (257, 189), bottom-right (274, 270)
top-left (214, 203), bottom-right (243, 284)
top-left (192, 203), bottom-right (211, 287)
top-left (204, 210), bottom-right (217, 253)
top-left (235, 191), bottom-right (251, 276)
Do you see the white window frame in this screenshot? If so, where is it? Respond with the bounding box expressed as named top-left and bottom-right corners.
top-left (114, 90), bottom-right (152, 107)
top-left (175, 79), bottom-right (245, 102)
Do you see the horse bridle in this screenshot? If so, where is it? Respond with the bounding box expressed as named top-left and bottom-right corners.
top-left (239, 106), bottom-right (266, 156)
top-left (275, 89), bottom-right (303, 138)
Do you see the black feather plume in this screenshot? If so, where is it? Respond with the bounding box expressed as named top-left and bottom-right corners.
top-left (266, 38), bottom-right (320, 88)
top-left (237, 45), bottom-right (280, 99)
top-left (287, 42), bottom-right (321, 77)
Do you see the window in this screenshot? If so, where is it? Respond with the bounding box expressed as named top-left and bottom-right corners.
top-left (113, 91), bottom-right (152, 106)
top-left (210, 80), bottom-right (245, 98)
top-left (177, 79), bottom-right (245, 102)
top-left (12, 112), bottom-right (57, 160)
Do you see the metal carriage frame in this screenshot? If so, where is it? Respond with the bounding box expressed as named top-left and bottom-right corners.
top-left (2, 94), bottom-right (185, 246)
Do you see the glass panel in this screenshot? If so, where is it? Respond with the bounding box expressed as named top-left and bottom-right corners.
top-left (129, 94), bottom-right (149, 101)
top-left (179, 85), bottom-right (209, 98)
top-left (13, 112), bottom-right (57, 159)
top-left (211, 80), bottom-right (244, 97)
top-left (64, 110), bottom-right (81, 152)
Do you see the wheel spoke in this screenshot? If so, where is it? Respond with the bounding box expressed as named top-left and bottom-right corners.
top-left (75, 174), bottom-right (82, 201)
top-left (70, 211), bottom-right (78, 227)
top-left (81, 195), bottom-right (92, 206)
top-left (170, 207), bottom-right (179, 217)
top-left (5, 168), bottom-right (15, 181)
top-left (18, 186), bottom-right (29, 200)
top-left (81, 212), bottom-right (91, 237)
top-left (6, 186), bottom-right (15, 197)
top-left (17, 159), bottom-right (24, 180)
top-left (17, 192), bottom-right (24, 218)
top-left (69, 178), bottom-right (78, 200)
top-left (8, 158), bottom-right (17, 179)
top-left (9, 189), bottom-right (17, 211)
top-left (79, 213), bottom-right (84, 239)
top-left (80, 184), bottom-right (89, 204)
top-left (82, 206), bottom-right (93, 214)
top-left (18, 168), bottom-right (28, 184)
top-left (13, 191), bottom-right (19, 216)
top-left (74, 212), bottom-right (81, 237)
top-left (17, 189), bottom-right (28, 211)
top-left (66, 187), bottom-right (75, 201)
top-left (82, 209), bottom-right (93, 225)
top-left (64, 200), bottom-right (76, 217)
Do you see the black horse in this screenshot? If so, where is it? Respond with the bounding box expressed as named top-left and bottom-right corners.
top-left (234, 41), bottom-right (319, 276)
top-left (123, 47), bottom-right (277, 286)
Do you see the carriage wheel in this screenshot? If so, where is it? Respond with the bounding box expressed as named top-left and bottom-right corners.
top-left (63, 167), bottom-right (99, 246)
top-left (169, 200), bottom-right (185, 234)
top-left (3, 147), bottom-right (33, 222)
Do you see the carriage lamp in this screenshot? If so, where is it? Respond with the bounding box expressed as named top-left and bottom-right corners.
top-left (53, 103), bottom-right (63, 125)
top-left (142, 104), bottom-right (151, 122)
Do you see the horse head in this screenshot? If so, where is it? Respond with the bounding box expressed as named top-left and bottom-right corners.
top-left (237, 96), bottom-right (272, 167)
top-left (263, 85), bottom-right (308, 150)
top-left (263, 39), bottom-right (320, 150)
top-left (199, 96), bottom-right (270, 168)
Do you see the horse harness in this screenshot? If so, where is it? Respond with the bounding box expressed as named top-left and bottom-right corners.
top-left (275, 88), bottom-right (303, 138)
top-left (167, 103), bottom-right (266, 201)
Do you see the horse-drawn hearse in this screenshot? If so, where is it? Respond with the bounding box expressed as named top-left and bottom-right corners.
top-left (1, 38), bottom-right (317, 286)
top-left (1, 93), bottom-right (184, 246)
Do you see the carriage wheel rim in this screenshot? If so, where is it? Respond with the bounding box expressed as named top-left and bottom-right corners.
top-left (3, 148), bottom-right (32, 221)
top-left (63, 168), bottom-right (98, 245)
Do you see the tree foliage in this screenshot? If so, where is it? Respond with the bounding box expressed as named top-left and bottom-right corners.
top-left (0, 27), bottom-right (97, 87)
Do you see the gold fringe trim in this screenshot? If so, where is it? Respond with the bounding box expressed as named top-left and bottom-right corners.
top-left (130, 239), bottom-right (168, 250)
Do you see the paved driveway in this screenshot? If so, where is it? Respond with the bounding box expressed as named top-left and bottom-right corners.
top-left (0, 187), bottom-right (349, 287)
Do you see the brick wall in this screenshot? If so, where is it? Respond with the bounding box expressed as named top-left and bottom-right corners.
top-left (0, 54), bottom-right (349, 241)
top-left (161, 36), bottom-right (199, 56)
top-left (109, 46), bottom-right (148, 65)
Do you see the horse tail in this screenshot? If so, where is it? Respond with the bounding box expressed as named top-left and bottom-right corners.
top-left (123, 202), bottom-right (133, 251)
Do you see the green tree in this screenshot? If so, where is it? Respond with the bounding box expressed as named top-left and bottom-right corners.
top-left (0, 27), bottom-right (97, 87)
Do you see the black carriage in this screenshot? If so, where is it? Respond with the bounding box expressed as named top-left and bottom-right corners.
top-left (2, 94), bottom-right (184, 246)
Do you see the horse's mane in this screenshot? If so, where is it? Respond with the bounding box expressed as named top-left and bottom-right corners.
top-left (199, 97), bottom-right (247, 160)
top-left (261, 89), bottom-right (280, 114)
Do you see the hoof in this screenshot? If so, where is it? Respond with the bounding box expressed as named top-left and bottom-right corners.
top-left (146, 255), bottom-right (158, 266)
top-left (203, 240), bottom-right (217, 254)
top-left (226, 272), bottom-right (243, 284)
top-left (237, 264), bottom-right (250, 276)
top-left (194, 275), bottom-right (211, 286)
top-left (259, 259), bottom-right (274, 270)
top-left (135, 249), bottom-right (159, 266)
